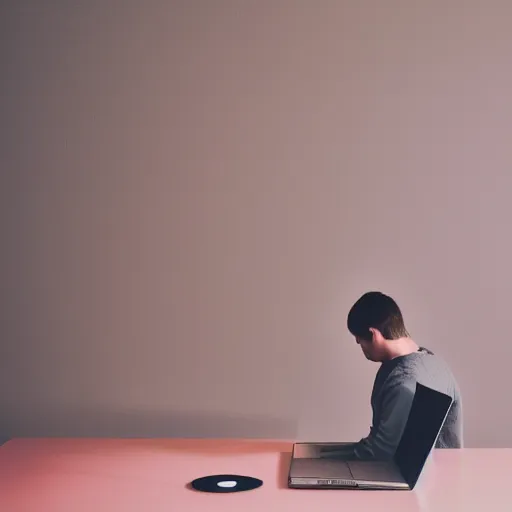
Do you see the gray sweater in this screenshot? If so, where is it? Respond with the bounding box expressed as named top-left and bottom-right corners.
top-left (317, 347), bottom-right (463, 461)
top-left (351, 347), bottom-right (463, 460)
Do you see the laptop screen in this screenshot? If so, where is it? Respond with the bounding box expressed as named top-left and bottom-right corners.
top-left (393, 383), bottom-right (453, 489)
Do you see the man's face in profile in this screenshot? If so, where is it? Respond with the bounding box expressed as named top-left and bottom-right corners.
top-left (356, 336), bottom-right (378, 361)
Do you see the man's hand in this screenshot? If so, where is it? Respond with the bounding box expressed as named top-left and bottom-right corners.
top-left (319, 443), bottom-right (357, 459)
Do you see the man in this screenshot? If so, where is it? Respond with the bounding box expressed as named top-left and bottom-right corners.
top-left (323, 291), bottom-right (463, 460)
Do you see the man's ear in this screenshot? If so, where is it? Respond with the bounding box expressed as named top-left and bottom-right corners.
top-left (368, 327), bottom-right (379, 341)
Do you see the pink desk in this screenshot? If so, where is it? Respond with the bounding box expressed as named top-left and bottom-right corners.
top-left (0, 438), bottom-right (510, 512)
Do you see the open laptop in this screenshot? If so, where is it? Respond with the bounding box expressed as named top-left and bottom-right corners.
top-left (288, 382), bottom-right (453, 490)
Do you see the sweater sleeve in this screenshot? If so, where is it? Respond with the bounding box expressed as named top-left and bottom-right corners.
top-left (353, 379), bottom-right (416, 460)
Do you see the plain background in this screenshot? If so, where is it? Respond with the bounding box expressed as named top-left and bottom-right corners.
top-left (1, 1), bottom-right (511, 447)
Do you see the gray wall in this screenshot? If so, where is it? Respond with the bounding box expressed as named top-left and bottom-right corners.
top-left (1, 1), bottom-right (511, 446)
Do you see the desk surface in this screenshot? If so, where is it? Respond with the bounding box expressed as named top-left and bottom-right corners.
top-left (0, 438), bottom-right (510, 512)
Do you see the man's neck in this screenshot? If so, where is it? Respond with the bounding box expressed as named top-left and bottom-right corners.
top-left (382, 337), bottom-right (419, 361)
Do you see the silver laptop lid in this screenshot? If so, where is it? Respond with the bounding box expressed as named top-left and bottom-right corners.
top-left (393, 382), bottom-right (453, 489)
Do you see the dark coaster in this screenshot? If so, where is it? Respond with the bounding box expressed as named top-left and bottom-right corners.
top-left (190, 474), bottom-right (263, 493)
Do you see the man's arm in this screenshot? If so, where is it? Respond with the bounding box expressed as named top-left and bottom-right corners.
top-left (319, 442), bottom-right (357, 459)
top-left (352, 380), bottom-right (416, 460)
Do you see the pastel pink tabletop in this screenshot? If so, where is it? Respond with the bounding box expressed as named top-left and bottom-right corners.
top-left (0, 438), bottom-right (511, 512)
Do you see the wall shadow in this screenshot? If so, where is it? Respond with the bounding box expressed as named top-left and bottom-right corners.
top-left (0, 405), bottom-right (298, 439)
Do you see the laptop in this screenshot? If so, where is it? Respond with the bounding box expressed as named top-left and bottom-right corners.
top-left (288, 382), bottom-right (453, 490)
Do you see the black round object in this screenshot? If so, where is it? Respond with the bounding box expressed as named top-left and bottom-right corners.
top-left (190, 474), bottom-right (263, 493)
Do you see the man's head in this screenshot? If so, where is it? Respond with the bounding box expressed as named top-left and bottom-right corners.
top-left (347, 291), bottom-right (410, 362)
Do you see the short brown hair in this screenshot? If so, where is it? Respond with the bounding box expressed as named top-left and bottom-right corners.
top-left (347, 291), bottom-right (409, 341)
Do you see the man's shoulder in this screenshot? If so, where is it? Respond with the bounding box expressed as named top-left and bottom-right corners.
top-left (382, 368), bottom-right (417, 390)
top-left (381, 350), bottom-right (460, 398)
